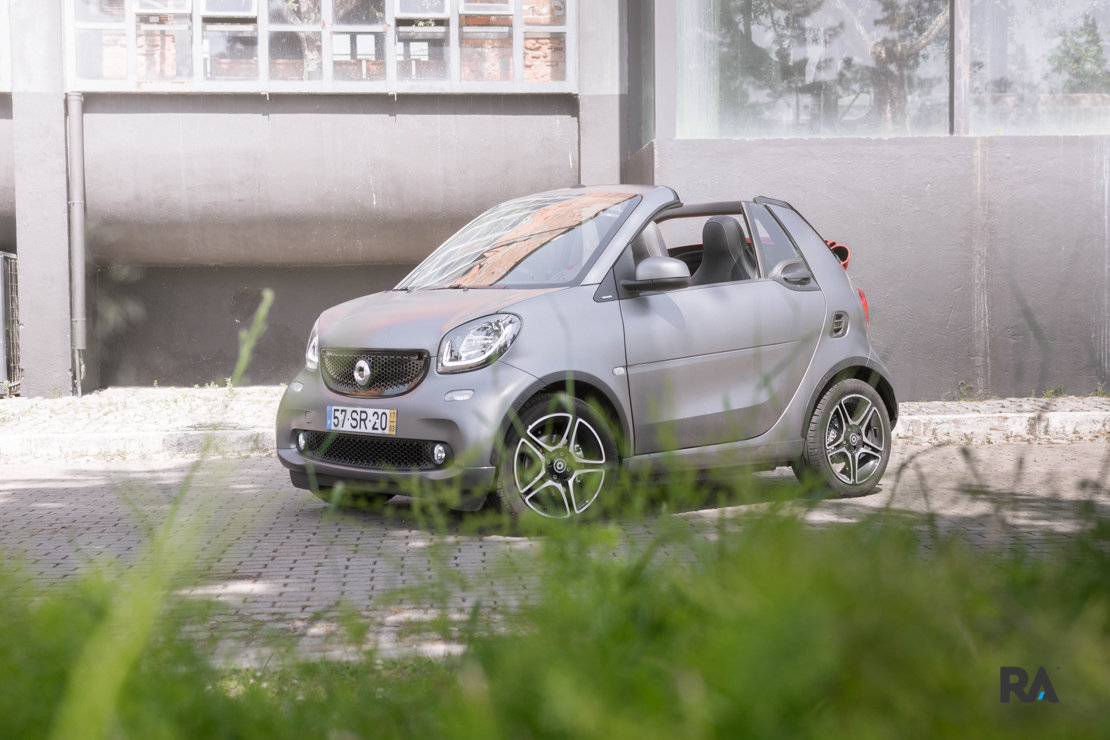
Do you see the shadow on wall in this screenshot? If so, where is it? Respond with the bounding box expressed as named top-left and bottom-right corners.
top-left (96, 263), bottom-right (414, 388)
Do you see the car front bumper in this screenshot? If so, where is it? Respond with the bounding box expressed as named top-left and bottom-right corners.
top-left (276, 358), bottom-right (538, 498)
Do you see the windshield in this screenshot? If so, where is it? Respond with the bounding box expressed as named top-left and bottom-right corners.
top-left (397, 192), bottom-right (641, 290)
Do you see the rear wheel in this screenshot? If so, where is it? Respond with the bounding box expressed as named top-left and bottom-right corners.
top-left (494, 393), bottom-right (619, 519)
top-left (794, 379), bottom-right (891, 497)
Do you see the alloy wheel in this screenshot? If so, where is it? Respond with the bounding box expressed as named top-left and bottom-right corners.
top-left (512, 412), bottom-right (608, 519)
top-left (824, 393), bottom-right (885, 486)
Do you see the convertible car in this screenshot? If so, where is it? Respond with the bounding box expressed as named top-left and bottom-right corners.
top-left (276, 185), bottom-right (897, 518)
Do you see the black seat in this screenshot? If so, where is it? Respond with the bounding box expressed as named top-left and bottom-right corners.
top-left (630, 221), bottom-right (668, 263)
top-left (691, 216), bottom-right (755, 286)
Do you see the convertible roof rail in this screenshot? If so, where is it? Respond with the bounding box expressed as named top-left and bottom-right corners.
top-left (653, 200), bottom-right (746, 222)
top-left (753, 195), bottom-right (796, 210)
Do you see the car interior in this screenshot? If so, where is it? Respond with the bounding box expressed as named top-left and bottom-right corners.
top-left (628, 211), bottom-right (760, 287)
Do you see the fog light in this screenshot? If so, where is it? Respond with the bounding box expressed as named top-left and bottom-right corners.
top-left (297, 431), bottom-right (308, 451)
top-left (444, 389), bottom-right (474, 402)
top-left (433, 444), bottom-right (447, 465)
top-left (291, 381), bottom-right (303, 393)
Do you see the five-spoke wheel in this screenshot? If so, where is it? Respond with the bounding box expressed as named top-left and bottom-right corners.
top-left (495, 393), bottom-right (619, 519)
top-left (794, 378), bottom-right (891, 496)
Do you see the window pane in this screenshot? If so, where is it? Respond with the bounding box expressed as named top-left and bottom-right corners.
top-left (268, 0), bottom-right (320, 23)
top-left (524, 31), bottom-right (566, 81)
top-left (397, 0), bottom-right (447, 17)
top-left (75, 29), bottom-right (128, 80)
top-left (523, 0), bottom-right (565, 26)
top-left (747, 205), bottom-right (800, 273)
top-left (203, 0), bottom-right (257, 15)
top-left (270, 31), bottom-right (322, 79)
top-left (462, 16), bottom-right (512, 81)
top-left (398, 193), bottom-right (641, 290)
top-left (677, 0), bottom-right (950, 138)
top-left (335, 0), bottom-right (385, 24)
top-left (76, 0), bottom-right (125, 23)
top-left (396, 21), bottom-right (448, 80)
top-left (333, 31), bottom-right (386, 79)
top-left (463, 0), bottom-right (512, 13)
top-left (136, 0), bottom-right (192, 11)
top-left (971, 0), bottom-right (1110, 134)
top-left (203, 24), bottom-right (258, 78)
top-left (137, 14), bottom-right (193, 80)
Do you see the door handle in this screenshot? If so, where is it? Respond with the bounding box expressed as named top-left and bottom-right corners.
top-left (772, 260), bottom-right (814, 286)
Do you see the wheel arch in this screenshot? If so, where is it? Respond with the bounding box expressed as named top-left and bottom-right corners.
top-left (490, 371), bottom-right (631, 466)
top-left (801, 358), bottom-right (898, 439)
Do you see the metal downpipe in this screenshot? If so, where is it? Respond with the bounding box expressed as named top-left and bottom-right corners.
top-left (66, 93), bottom-right (86, 397)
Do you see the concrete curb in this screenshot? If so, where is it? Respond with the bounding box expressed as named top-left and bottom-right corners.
top-left (0, 429), bottom-right (275, 463)
top-left (1, 410), bottom-right (1108, 463)
top-left (894, 411), bottom-right (1110, 445)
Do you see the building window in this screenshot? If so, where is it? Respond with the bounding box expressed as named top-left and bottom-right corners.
top-left (675, 0), bottom-right (951, 139)
top-left (66, 0), bottom-right (574, 91)
top-left (336, 0), bottom-right (385, 24)
top-left (137, 13), bottom-right (193, 80)
top-left (971, 0), bottom-right (1110, 135)
top-left (397, 0), bottom-right (448, 18)
top-left (461, 15), bottom-right (513, 81)
top-left (268, 0), bottom-right (323, 81)
top-left (203, 23), bottom-right (258, 79)
top-left (396, 19), bottom-right (448, 80)
top-left (202, 0), bottom-right (258, 17)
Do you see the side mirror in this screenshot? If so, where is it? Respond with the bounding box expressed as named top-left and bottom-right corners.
top-left (621, 257), bottom-right (691, 293)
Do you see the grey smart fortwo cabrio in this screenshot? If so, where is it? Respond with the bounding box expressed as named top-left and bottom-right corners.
top-left (276, 185), bottom-right (898, 518)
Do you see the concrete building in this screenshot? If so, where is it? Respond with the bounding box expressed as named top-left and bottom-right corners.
top-left (1, 0), bottom-right (1109, 401)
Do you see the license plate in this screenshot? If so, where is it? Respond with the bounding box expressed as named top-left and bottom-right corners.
top-left (325, 406), bottom-right (397, 436)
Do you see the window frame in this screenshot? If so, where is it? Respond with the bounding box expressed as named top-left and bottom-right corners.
top-left (63, 0), bottom-right (576, 93)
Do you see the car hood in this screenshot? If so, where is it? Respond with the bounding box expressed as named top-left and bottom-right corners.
top-left (318, 288), bottom-right (561, 354)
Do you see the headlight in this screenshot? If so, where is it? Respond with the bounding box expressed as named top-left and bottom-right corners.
top-left (437, 314), bottom-right (521, 374)
top-left (305, 320), bottom-right (320, 370)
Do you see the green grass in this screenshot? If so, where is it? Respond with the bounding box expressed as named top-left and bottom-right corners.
top-left (2, 501), bottom-right (1110, 739)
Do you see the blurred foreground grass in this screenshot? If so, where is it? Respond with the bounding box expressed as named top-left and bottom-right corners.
top-left (2, 499), bottom-right (1109, 739)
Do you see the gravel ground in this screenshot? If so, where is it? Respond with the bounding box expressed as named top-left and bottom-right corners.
top-left (0, 386), bottom-right (283, 434)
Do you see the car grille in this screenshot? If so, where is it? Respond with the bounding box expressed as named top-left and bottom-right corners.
top-left (320, 348), bottom-right (429, 397)
top-left (297, 430), bottom-right (441, 471)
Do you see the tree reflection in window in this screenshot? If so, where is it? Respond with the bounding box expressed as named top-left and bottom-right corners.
top-left (971, 0), bottom-right (1110, 135)
top-left (677, 0), bottom-right (950, 138)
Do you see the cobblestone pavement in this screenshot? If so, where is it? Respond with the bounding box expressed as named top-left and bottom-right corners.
top-left (1, 441), bottom-right (1107, 660)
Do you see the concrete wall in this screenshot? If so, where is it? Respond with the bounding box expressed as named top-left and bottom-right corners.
top-left (0, 96), bottom-right (14, 251)
top-left (97, 264), bottom-right (414, 387)
top-left (81, 94), bottom-right (580, 266)
top-left (640, 135), bottom-right (1110, 401)
top-left (10, 0), bottom-right (73, 397)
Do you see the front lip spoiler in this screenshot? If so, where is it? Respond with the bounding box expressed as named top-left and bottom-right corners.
top-left (277, 447), bottom-right (497, 496)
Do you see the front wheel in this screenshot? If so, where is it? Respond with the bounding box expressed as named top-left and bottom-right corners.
top-left (794, 379), bottom-right (891, 497)
top-left (494, 393), bottom-right (619, 519)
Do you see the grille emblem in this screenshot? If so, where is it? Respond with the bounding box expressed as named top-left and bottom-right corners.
top-left (353, 358), bottom-right (372, 387)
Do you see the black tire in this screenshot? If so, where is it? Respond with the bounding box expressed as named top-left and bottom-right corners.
top-left (793, 378), bottom-right (891, 497)
top-left (493, 393), bottom-right (619, 519)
